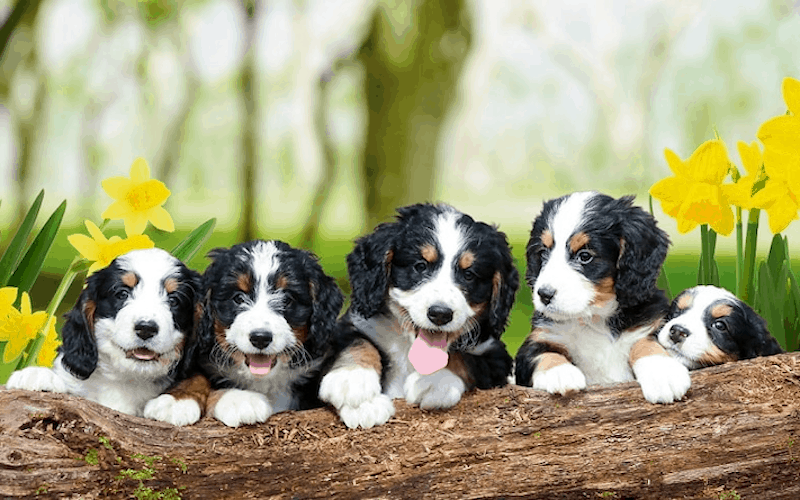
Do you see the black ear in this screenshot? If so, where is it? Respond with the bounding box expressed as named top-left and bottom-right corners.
top-left (196, 248), bottom-right (230, 356)
top-left (346, 223), bottom-right (396, 318)
top-left (171, 267), bottom-right (204, 380)
top-left (303, 258), bottom-right (344, 361)
top-left (488, 229), bottom-right (520, 338)
top-left (741, 302), bottom-right (784, 358)
top-left (613, 196), bottom-right (670, 309)
top-left (59, 272), bottom-right (104, 380)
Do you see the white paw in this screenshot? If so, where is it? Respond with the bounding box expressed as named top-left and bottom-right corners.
top-left (213, 389), bottom-right (273, 427)
top-left (319, 366), bottom-right (382, 410)
top-left (6, 367), bottom-right (68, 393)
top-left (338, 394), bottom-right (395, 429)
top-left (403, 369), bottom-right (466, 410)
top-left (532, 363), bottom-right (587, 395)
top-left (633, 354), bottom-right (691, 404)
top-left (143, 394), bottom-right (202, 427)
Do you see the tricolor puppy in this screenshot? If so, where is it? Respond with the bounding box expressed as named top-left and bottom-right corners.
top-left (319, 203), bottom-right (518, 429)
top-left (515, 192), bottom-right (691, 404)
top-left (658, 285), bottom-right (782, 369)
top-left (154, 240), bottom-right (344, 428)
top-left (7, 248), bottom-right (202, 419)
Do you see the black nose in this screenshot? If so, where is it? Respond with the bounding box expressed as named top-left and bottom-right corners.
top-left (134, 320), bottom-right (159, 340)
top-left (427, 305), bottom-right (454, 326)
top-left (669, 324), bottom-right (691, 344)
top-left (538, 286), bottom-right (556, 306)
top-left (249, 330), bottom-right (273, 350)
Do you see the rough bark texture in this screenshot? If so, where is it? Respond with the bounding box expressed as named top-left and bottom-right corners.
top-left (2, 352), bottom-right (799, 499)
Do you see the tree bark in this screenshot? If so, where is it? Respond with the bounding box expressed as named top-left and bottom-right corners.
top-left (2, 352), bottom-right (799, 499)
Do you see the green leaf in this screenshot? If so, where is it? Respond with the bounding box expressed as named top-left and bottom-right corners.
top-left (0, 190), bottom-right (44, 287)
top-left (757, 262), bottom-right (786, 349)
top-left (766, 234), bottom-right (786, 278)
top-left (0, 343), bottom-right (24, 385)
top-left (657, 268), bottom-right (672, 300)
top-left (170, 218), bottom-right (216, 262)
top-left (6, 200), bottom-right (67, 296)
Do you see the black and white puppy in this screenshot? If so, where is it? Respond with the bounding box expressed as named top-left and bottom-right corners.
top-left (319, 203), bottom-right (518, 429)
top-left (158, 240), bottom-right (344, 428)
top-left (515, 192), bottom-right (691, 403)
top-left (7, 248), bottom-right (202, 420)
top-left (658, 285), bottom-right (783, 369)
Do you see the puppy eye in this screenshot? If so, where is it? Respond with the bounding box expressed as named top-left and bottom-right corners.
top-left (116, 289), bottom-right (130, 300)
top-left (233, 292), bottom-right (247, 305)
top-left (168, 295), bottom-right (179, 308)
top-left (413, 261), bottom-right (428, 273)
top-left (576, 250), bottom-right (593, 264)
top-left (463, 269), bottom-right (476, 282)
top-left (712, 320), bottom-right (728, 332)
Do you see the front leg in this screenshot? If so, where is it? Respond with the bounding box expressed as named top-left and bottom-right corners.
top-left (208, 388), bottom-right (273, 427)
top-left (630, 337), bottom-right (691, 404)
top-left (6, 366), bottom-right (69, 393)
top-left (404, 352), bottom-right (475, 410)
top-left (514, 328), bottom-right (586, 395)
top-left (143, 374), bottom-right (210, 426)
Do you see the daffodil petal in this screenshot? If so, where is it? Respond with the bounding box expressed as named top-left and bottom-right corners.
top-left (737, 141), bottom-right (762, 176)
top-left (758, 115), bottom-right (800, 153)
top-left (0, 287), bottom-right (18, 308)
top-left (664, 148), bottom-right (689, 177)
top-left (20, 292), bottom-right (32, 316)
top-left (102, 200), bottom-right (133, 220)
top-left (101, 177), bottom-right (133, 200)
top-left (676, 215), bottom-right (699, 234)
top-left (147, 206), bottom-right (175, 232)
top-left (689, 139), bottom-right (730, 184)
top-left (649, 177), bottom-right (686, 217)
top-left (722, 178), bottom-right (757, 210)
top-left (710, 205), bottom-right (735, 236)
top-left (123, 212), bottom-right (149, 236)
top-left (67, 234), bottom-right (101, 261)
top-left (765, 194), bottom-right (799, 234)
top-left (783, 77), bottom-right (800, 116)
top-left (84, 220), bottom-right (108, 243)
top-left (130, 158), bottom-right (151, 184)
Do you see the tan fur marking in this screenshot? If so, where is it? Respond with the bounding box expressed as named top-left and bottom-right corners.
top-left (492, 271), bottom-right (501, 304)
top-left (121, 272), bottom-right (138, 288)
top-left (205, 389), bottom-right (227, 415)
top-left (447, 352), bottom-right (474, 387)
top-left (569, 231), bottom-right (590, 253)
top-left (698, 345), bottom-right (737, 366)
top-left (591, 277), bottom-right (616, 307)
top-left (215, 318), bottom-right (245, 365)
top-left (525, 328), bottom-right (571, 360)
top-left (348, 339), bottom-right (382, 372)
top-left (293, 325), bottom-right (308, 344)
top-left (169, 374), bottom-right (211, 415)
top-left (541, 230), bottom-right (554, 249)
top-left (164, 277), bottom-right (179, 294)
top-left (537, 352), bottom-right (571, 372)
top-left (629, 337), bottom-right (667, 365)
top-left (711, 303), bottom-right (733, 319)
top-left (275, 274), bottom-right (289, 290)
top-left (459, 251), bottom-right (475, 270)
top-left (236, 273), bottom-right (252, 293)
top-left (421, 244), bottom-right (438, 263)
top-left (83, 300), bottom-right (96, 333)
top-left (677, 292), bottom-right (693, 310)
top-left (471, 301), bottom-right (487, 315)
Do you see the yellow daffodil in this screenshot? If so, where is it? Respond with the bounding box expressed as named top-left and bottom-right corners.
top-left (68, 220), bottom-right (155, 274)
top-left (722, 141), bottom-right (767, 211)
top-left (1, 291), bottom-right (46, 363)
top-left (755, 77), bottom-right (800, 234)
top-left (650, 139), bottom-right (734, 235)
top-left (101, 157), bottom-right (175, 236)
top-left (35, 317), bottom-right (61, 367)
top-left (0, 286), bottom-right (17, 312)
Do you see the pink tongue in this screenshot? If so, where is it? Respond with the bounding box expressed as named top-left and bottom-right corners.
top-left (408, 331), bottom-right (449, 375)
top-left (132, 348), bottom-right (157, 361)
top-left (248, 356), bottom-right (274, 376)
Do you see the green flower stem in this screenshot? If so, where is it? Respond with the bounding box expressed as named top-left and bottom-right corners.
top-left (740, 208), bottom-right (761, 304)
top-left (700, 224), bottom-right (711, 285)
top-left (735, 207), bottom-right (743, 296)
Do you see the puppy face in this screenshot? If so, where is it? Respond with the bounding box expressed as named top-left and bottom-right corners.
top-left (658, 285), bottom-right (783, 369)
top-left (527, 192), bottom-right (669, 320)
top-left (60, 248), bottom-right (201, 380)
top-left (348, 203), bottom-right (519, 348)
top-left (200, 240), bottom-right (343, 380)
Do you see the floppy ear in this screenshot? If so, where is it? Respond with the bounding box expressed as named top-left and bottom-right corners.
top-left (346, 223), bottom-right (396, 318)
top-left (196, 248), bottom-right (229, 357)
top-left (613, 196), bottom-right (670, 309)
top-left (171, 268), bottom-right (204, 380)
top-left (741, 302), bottom-right (784, 358)
top-left (302, 260), bottom-right (344, 362)
top-left (59, 273), bottom-right (103, 380)
top-left (488, 230), bottom-right (520, 338)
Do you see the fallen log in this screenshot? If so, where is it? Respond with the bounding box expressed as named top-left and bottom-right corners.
top-left (1, 352), bottom-right (799, 499)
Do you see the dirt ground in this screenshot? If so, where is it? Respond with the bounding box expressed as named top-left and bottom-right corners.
top-left (1, 352), bottom-right (799, 499)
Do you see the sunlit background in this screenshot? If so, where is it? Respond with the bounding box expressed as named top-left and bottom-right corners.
top-left (1, 0), bottom-right (799, 353)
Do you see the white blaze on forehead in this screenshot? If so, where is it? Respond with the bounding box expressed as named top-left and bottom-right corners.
top-left (247, 240), bottom-right (281, 290)
top-left (434, 208), bottom-right (466, 269)
top-left (548, 191), bottom-right (596, 243)
top-left (118, 248), bottom-right (182, 294)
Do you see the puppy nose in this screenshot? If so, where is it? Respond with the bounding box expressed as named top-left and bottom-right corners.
top-left (134, 320), bottom-right (159, 340)
top-left (669, 324), bottom-right (690, 344)
top-left (249, 330), bottom-right (273, 350)
top-left (427, 304), bottom-right (454, 326)
top-left (538, 286), bottom-right (556, 306)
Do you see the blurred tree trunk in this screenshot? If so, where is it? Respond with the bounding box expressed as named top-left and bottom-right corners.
top-left (358, 0), bottom-right (472, 230)
top-left (238, 0), bottom-right (258, 243)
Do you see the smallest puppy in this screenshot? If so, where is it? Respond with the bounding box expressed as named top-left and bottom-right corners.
top-left (658, 285), bottom-right (783, 369)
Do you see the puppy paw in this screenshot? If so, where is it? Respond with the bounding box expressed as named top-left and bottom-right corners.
top-left (213, 389), bottom-right (272, 427)
top-left (531, 363), bottom-right (587, 395)
top-left (404, 369), bottom-right (466, 410)
top-left (633, 354), bottom-right (691, 404)
top-left (6, 367), bottom-right (68, 393)
top-left (143, 394), bottom-right (202, 427)
top-left (319, 366), bottom-right (382, 410)
top-left (338, 394), bottom-right (395, 429)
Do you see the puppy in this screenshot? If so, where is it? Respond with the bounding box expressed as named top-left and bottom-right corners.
top-left (658, 285), bottom-right (783, 369)
top-left (319, 203), bottom-right (518, 429)
top-left (7, 248), bottom-right (202, 419)
top-left (149, 240), bottom-right (344, 428)
top-left (515, 192), bottom-right (691, 404)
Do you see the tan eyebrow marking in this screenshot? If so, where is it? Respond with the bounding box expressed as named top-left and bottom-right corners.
top-left (164, 277), bottom-right (180, 294)
top-left (275, 274), bottom-right (289, 290)
top-left (236, 273), bottom-right (252, 293)
top-left (710, 303), bottom-right (733, 319)
top-left (677, 292), bottom-right (693, 310)
top-left (421, 244), bottom-right (438, 263)
top-left (541, 229), bottom-right (554, 249)
top-left (569, 231), bottom-right (590, 253)
top-left (121, 272), bottom-right (138, 288)
top-left (459, 251), bottom-right (475, 269)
